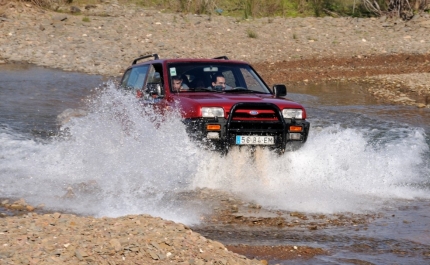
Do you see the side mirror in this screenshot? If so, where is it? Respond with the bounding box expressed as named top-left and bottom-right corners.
top-left (156, 83), bottom-right (164, 97)
top-left (273, 84), bottom-right (287, 97)
top-left (146, 83), bottom-right (164, 98)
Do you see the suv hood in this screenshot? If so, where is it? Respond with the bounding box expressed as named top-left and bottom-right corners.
top-left (177, 92), bottom-right (304, 108)
top-left (173, 92), bottom-right (305, 118)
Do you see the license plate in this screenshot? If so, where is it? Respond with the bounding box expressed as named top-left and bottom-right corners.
top-left (235, 135), bottom-right (274, 145)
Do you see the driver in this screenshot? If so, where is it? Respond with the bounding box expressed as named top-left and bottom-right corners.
top-left (172, 75), bottom-right (189, 91)
top-left (211, 73), bottom-right (226, 91)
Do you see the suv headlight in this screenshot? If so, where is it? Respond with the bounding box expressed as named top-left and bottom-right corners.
top-left (282, 109), bottom-right (303, 119)
top-left (201, 107), bottom-right (224, 118)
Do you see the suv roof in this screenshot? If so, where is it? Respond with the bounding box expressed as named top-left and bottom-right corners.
top-left (130, 54), bottom-right (245, 66)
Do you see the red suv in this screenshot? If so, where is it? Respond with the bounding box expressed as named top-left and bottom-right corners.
top-left (120, 54), bottom-right (310, 154)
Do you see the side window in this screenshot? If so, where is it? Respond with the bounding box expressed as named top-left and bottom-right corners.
top-left (121, 65), bottom-right (149, 90)
top-left (144, 64), bottom-right (164, 98)
top-left (146, 64), bottom-right (162, 84)
top-left (120, 69), bottom-right (132, 88)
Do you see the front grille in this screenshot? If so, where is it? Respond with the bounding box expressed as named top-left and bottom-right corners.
top-left (226, 103), bottom-right (286, 136)
top-left (229, 109), bottom-right (278, 121)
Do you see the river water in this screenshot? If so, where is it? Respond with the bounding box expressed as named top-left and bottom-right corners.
top-left (1, 63), bottom-right (429, 264)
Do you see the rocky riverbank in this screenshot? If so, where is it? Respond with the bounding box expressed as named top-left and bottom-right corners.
top-left (1, 192), bottom-right (331, 264)
top-left (1, 202), bottom-right (261, 264)
top-left (1, 1), bottom-right (430, 107)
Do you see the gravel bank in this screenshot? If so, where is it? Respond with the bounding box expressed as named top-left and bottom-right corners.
top-left (0, 208), bottom-right (261, 264)
top-left (1, 1), bottom-right (429, 107)
top-left (0, 2), bottom-right (429, 75)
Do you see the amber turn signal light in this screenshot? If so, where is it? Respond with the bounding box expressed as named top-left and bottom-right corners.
top-left (207, 124), bottom-right (221, 131)
top-left (289, 125), bottom-right (303, 132)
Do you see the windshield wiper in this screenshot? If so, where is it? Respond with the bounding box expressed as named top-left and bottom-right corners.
top-left (191, 87), bottom-right (216, 92)
top-left (224, 88), bottom-right (268, 94)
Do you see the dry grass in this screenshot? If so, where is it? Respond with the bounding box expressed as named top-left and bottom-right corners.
top-left (21, 0), bottom-right (56, 8)
top-left (14, 0), bottom-right (100, 8)
top-left (8, 0), bottom-right (427, 18)
top-left (16, 0), bottom-right (307, 17)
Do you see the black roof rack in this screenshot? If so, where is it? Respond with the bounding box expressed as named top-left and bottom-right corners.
top-left (213, 56), bottom-right (229, 60)
top-left (132, 54), bottom-right (159, 65)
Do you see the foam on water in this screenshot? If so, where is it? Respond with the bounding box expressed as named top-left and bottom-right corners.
top-left (1, 82), bottom-right (429, 224)
top-left (193, 125), bottom-right (429, 213)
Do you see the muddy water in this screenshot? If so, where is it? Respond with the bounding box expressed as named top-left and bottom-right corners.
top-left (1, 64), bottom-right (429, 264)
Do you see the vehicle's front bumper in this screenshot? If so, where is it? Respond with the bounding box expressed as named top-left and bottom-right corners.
top-left (183, 103), bottom-right (310, 153)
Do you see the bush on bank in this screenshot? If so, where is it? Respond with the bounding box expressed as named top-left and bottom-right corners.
top-left (14, 0), bottom-right (430, 18)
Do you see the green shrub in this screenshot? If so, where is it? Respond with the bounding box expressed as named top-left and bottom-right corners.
top-left (246, 28), bottom-right (257, 38)
top-left (21, 0), bottom-right (421, 19)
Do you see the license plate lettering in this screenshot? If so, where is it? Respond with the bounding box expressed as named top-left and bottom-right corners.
top-left (236, 136), bottom-right (274, 145)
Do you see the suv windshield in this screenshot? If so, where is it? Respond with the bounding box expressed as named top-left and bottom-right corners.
top-left (168, 62), bottom-right (271, 93)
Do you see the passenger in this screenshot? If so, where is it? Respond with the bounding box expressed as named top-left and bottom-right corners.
top-left (171, 75), bottom-right (189, 91)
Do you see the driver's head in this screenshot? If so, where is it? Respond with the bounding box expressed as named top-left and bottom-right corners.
top-left (212, 74), bottom-right (226, 89)
top-left (172, 76), bottom-right (183, 91)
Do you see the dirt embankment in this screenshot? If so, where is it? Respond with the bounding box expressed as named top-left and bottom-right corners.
top-left (255, 53), bottom-right (430, 107)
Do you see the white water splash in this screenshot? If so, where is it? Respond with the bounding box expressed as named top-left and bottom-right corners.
top-left (1, 82), bottom-right (429, 224)
top-left (193, 125), bottom-right (430, 213)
